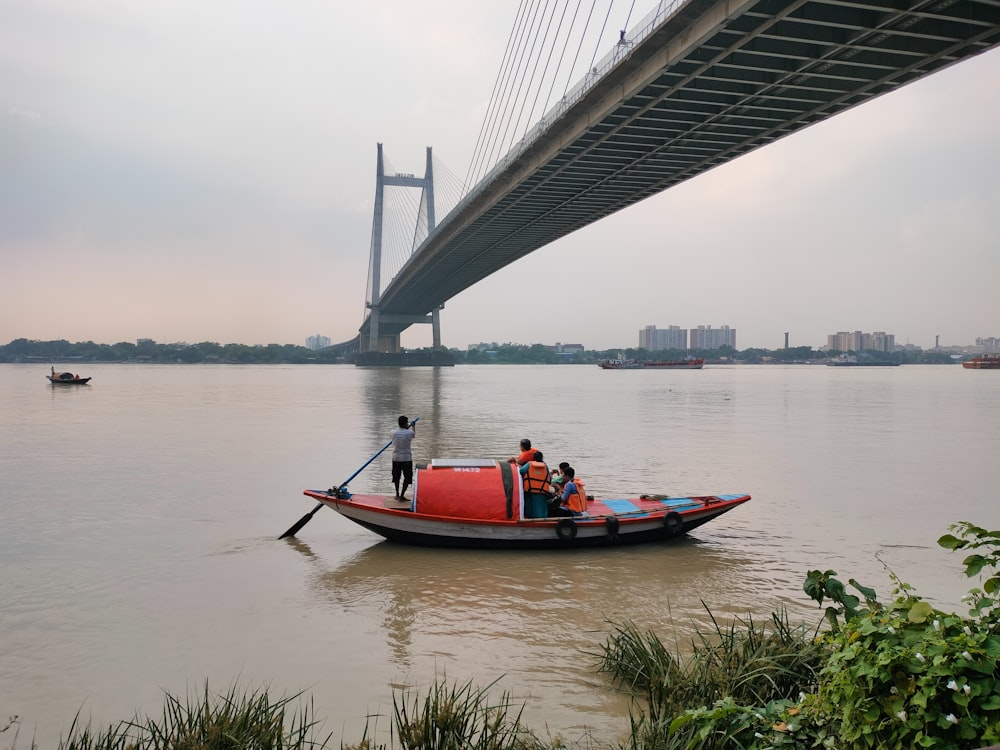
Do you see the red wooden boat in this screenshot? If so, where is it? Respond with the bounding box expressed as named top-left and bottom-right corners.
top-left (47, 369), bottom-right (91, 384)
top-left (963, 355), bottom-right (1000, 369)
top-left (301, 458), bottom-right (749, 550)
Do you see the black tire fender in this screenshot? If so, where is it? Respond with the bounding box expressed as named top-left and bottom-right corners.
top-left (555, 518), bottom-right (578, 541)
top-left (664, 511), bottom-right (684, 536)
top-left (605, 515), bottom-right (620, 542)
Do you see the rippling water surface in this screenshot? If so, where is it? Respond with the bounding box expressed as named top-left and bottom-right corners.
top-left (1, 363), bottom-right (998, 746)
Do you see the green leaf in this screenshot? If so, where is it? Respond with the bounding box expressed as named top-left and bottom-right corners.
top-left (850, 578), bottom-right (879, 602)
top-left (982, 694), bottom-right (1000, 711)
top-left (668, 714), bottom-right (691, 733)
top-left (826, 577), bottom-right (847, 601)
top-left (938, 533), bottom-right (967, 550)
top-left (908, 601), bottom-right (934, 624)
top-left (963, 554), bottom-right (989, 578)
top-left (984, 636), bottom-right (1000, 659)
top-left (804, 570), bottom-right (826, 605)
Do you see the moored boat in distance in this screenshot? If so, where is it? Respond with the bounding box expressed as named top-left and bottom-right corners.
top-left (962, 354), bottom-right (1000, 369)
top-left (598, 354), bottom-right (704, 370)
top-left (47, 368), bottom-right (91, 384)
top-left (301, 458), bottom-right (748, 550)
top-left (825, 354), bottom-right (900, 366)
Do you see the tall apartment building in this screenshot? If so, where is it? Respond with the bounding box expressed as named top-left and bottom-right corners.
top-left (827, 330), bottom-right (895, 352)
top-left (639, 325), bottom-right (688, 350)
top-left (690, 325), bottom-right (736, 350)
top-left (305, 334), bottom-right (331, 350)
top-left (976, 337), bottom-right (1000, 353)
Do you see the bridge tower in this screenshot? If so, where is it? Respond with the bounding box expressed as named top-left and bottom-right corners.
top-left (362, 143), bottom-right (442, 354)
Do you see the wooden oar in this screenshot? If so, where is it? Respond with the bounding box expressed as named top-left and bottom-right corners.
top-left (278, 417), bottom-right (419, 540)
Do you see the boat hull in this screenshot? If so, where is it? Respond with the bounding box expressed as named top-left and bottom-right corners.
top-left (302, 489), bottom-right (749, 550)
top-left (599, 359), bottom-right (704, 370)
top-left (963, 356), bottom-right (1000, 369)
top-left (47, 375), bottom-right (91, 384)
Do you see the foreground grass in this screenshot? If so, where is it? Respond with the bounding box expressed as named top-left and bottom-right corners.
top-left (1, 609), bottom-right (815, 750)
top-left (597, 608), bottom-right (823, 747)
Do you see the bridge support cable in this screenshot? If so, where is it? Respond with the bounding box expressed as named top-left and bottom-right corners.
top-left (362, 144), bottom-right (444, 354)
top-left (540, 0), bottom-right (588, 125)
top-left (466, 0), bottom-right (645, 193)
top-left (480, 0), bottom-right (549, 187)
top-left (466, 0), bottom-right (535, 192)
top-left (431, 155), bottom-right (466, 219)
top-left (464, 0), bottom-right (534, 195)
top-left (514, 0), bottom-right (567, 141)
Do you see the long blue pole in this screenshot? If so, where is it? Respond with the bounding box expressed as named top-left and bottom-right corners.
top-left (278, 417), bottom-right (419, 539)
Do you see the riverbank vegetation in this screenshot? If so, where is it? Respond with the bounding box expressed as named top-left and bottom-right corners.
top-left (5, 522), bottom-right (999, 749)
top-left (0, 338), bottom-right (959, 366)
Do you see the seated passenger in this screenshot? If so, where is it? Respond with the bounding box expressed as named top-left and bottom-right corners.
top-left (555, 467), bottom-right (587, 516)
top-left (519, 450), bottom-right (553, 518)
top-left (550, 461), bottom-right (570, 488)
top-left (510, 438), bottom-right (538, 466)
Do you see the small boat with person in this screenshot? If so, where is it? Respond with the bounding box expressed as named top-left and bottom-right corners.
top-left (284, 455), bottom-right (749, 550)
top-left (47, 367), bottom-right (91, 384)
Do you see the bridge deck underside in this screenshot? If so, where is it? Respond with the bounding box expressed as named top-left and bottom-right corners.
top-left (370, 0), bottom-right (1000, 333)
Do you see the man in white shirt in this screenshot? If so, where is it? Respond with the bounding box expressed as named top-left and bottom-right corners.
top-left (390, 415), bottom-right (416, 500)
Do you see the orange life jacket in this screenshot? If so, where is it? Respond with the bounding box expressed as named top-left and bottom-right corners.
top-left (523, 461), bottom-right (552, 494)
top-left (563, 479), bottom-right (587, 513)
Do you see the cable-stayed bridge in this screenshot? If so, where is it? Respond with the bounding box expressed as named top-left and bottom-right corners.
top-left (351, 0), bottom-right (1000, 359)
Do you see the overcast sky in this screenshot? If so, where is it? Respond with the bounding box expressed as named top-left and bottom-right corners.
top-left (2, 0), bottom-right (998, 352)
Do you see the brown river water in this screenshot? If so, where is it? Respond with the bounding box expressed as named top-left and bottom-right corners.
top-left (1, 362), bottom-right (997, 746)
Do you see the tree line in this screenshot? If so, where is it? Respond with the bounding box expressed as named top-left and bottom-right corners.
top-left (0, 338), bottom-right (958, 365)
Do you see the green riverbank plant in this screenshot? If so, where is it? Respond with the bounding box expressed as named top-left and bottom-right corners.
top-left (20, 683), bottom-right (331, 750)
top-left (602, 521), bottom-right (1000, 749)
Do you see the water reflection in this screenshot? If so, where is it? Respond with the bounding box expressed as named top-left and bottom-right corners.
top-left (293, 536), bottom-right (790, 658)
top-left (285, 534), bottom-right (807, 742)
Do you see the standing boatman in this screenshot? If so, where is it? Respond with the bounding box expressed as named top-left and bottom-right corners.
top-left (390, 415), bottom-right (416, 500)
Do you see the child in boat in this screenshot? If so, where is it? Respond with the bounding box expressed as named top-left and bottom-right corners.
top-left (550, 461), bottom-right (570, 487)
top-left (552, 467), bottom-right (586, 517)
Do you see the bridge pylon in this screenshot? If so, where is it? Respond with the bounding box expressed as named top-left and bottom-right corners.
top-left (361, 143), bottom-right (442, 355)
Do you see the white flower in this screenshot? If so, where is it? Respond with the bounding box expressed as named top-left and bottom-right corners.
top-left (888, 626), bottom-right (896, 634)
top-left (962, 651), bottom-right (973, 660)
top-left (964, 684), bottom-right (971, 695)
top-left (964, 626), bottom-right (973, 636)
top-left (948, 680), bottom-right (959, 691)
top-left (896, 710), bottom-right (908, 721)
top-left (755, 713), bottom-right (764, 720)
top-left (754, 732), bottom-right (764, 738)
top-left (946, 713), bottom-right (959, 725)
top-left (890, 686), bottom-right (898, 694)
top-left (934, 619), bottom-right (941, 630)
top-left (788, 724), bottom-right (797, 732)
top-left (915, 652), bottom-right (926, 663)
top-left (798, 692), bottom-right (806, 702)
